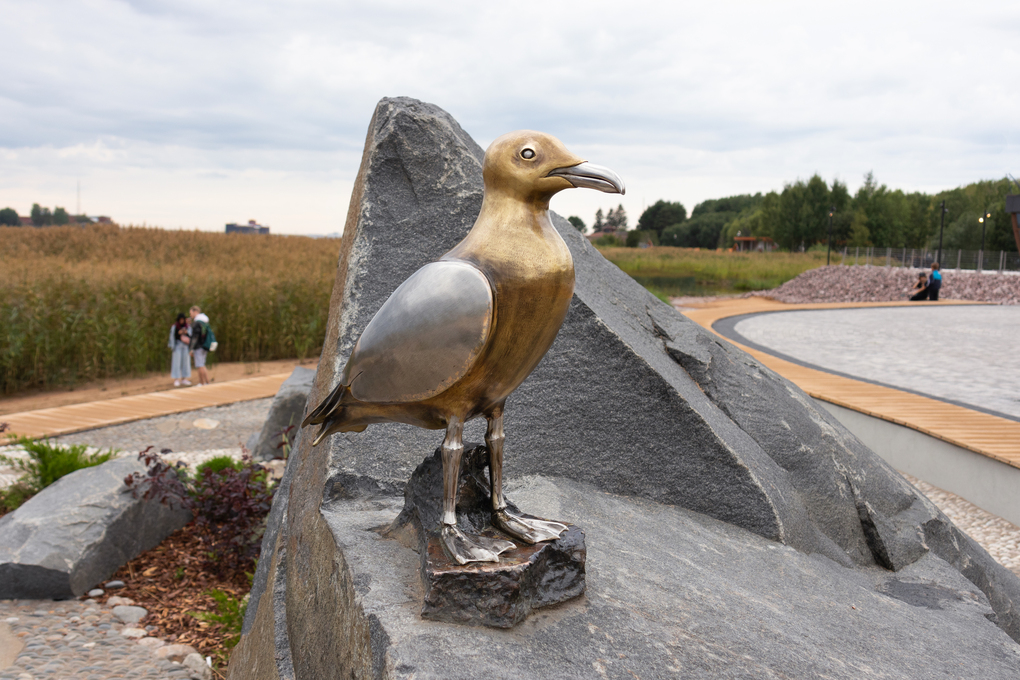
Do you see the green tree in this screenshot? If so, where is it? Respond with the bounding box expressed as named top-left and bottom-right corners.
top-left (605, 204), bottom-right (628, 231)
top-left (567, 216), bottom-right (586, 233)
top-left (593, 208), bottom-right (605, 232)
top-left (0, 207), bottom-right (19, 226)
top-left (30, 203), bottom-right (53, 227)
top-left (637, 200), bottom-right (687, 238)
top-left (53, 207), bottom-right (70, 225)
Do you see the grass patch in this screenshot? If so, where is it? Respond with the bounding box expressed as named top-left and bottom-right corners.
top-left (598, 246), bottom-right (828, 294)
top-left (0, 437), bottom-right (116, 511)
top-left (0, 224), bottom-right (338, 393)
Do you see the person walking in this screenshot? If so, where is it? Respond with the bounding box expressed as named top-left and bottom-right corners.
top-left (189, 305), bottom-right (212, 386)
top-left (927, 263), bottom-right (942, 301)
top-left (168, 313), bottom-right (192, 387)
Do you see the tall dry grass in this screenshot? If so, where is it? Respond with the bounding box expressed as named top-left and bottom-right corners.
top-left (0, 225), bottom-right (338, 393)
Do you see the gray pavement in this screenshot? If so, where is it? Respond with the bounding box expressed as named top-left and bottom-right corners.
top-left (730, 305), bottom-right (1020, 420)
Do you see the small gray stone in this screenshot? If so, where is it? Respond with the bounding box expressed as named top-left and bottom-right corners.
top-left (120, 627), bottom-right (147, 639)
top-left (104, 580), bottom-right (126, 589)
top-left (87, 589), bottom-right (104, 598)
top-left (111, 605), bottom-right (147, 624)
top-left (182, 652), bottom-right (211, 680)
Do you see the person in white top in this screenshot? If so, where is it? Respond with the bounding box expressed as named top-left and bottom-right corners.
top-left (189, 306), bottom-right (212, 386)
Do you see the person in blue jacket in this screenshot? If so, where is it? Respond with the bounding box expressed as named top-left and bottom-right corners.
top-left (927, 262), bottom-right (942, 301)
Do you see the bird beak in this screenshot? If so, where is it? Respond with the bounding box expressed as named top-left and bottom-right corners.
top-left (547, 162), bottom-right (626, 195)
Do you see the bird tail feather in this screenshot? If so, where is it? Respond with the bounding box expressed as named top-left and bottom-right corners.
top-left (302, 380), bottom-right (348, 427)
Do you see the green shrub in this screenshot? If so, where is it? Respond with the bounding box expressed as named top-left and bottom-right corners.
top-left (0, 437), bottom-right (116, 511)
top-left (195, 455), bottom-right (243, 478)
top-left (190, 588), bottom-right (247, 649)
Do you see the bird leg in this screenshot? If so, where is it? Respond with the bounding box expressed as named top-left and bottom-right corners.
top-left (440, 416), bottom-right (513, 565)
top-left (487, 407), bottom-right (568, 544)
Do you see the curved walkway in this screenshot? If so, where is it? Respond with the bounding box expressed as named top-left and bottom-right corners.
top-left (2, 373), bottom-right (291, 440)
top-left (681, 298), bottom-right (1020, 469)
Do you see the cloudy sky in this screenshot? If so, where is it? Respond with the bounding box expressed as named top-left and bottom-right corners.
top-left (2, 1), bottom-right (1017, 235)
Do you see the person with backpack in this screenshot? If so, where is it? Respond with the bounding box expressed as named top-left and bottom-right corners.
top-left (189, 305), bottom-right (217, 386)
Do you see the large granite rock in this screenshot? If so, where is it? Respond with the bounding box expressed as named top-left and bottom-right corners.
top-left (0, 456), bottom-right (191, 599)
top-left (228, 97), bottom-right (1020, 679)
top-left (249, 367), bottom-right (316, 461)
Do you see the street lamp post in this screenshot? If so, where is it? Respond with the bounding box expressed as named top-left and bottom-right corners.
top-left (978, 210), bottom-right (991, 271)
top-left (937, 200), bottom-right (948, 265)
top-left (826, 206), bottom-right (835, 265)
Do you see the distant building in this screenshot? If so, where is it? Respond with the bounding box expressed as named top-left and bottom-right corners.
top-left (226, 219), bottom-right (270, 235)
top-left (733, 236), bottom-right (775, 252)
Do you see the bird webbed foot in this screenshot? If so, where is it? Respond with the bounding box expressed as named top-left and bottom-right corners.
top-left (441, 525), bottom-right (516, 565)
top-left (493, 507), bottom-right (568, 544)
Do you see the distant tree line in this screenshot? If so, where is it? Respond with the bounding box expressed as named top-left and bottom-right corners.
top-left (572, 174), bottom-right (1020, 253)
top-left (0, 204), bottom-right (92, 227)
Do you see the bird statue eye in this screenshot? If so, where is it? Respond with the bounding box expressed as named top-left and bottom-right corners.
top-left (521, 148), bottom-right (535, 160)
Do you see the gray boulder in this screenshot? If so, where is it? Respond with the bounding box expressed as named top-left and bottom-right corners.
top-left (249, 367), bottom-right (316, 461)
top-left (0, 456), bottom-right (191, 599)
top-left (228, 97), bottom-right (1020, 679)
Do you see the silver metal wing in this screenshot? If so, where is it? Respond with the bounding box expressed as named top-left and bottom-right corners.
top-left (341, 260), bottom-right (494, 403)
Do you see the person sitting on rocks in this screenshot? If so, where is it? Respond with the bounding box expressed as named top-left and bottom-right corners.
top-left (909, 272), bottom-right (928, 301)
top-left (927, 262), bottom-right (942, 301)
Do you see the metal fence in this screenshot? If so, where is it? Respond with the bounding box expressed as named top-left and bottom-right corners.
top-left (839, 247), bottom-right (1020, 273)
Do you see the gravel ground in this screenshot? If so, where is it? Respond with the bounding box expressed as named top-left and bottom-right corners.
top-left (748, 265), bottom-right (1020, 304)
top-left (52, 399), bottom-right (273, 455)
top-left (0, 598), bottom-right (203, 680)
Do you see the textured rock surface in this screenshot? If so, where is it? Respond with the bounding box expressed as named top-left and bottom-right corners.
top-left (249, 367), bottom-right (316, 460)
top-left (386, 445), bottom-right (586, 628)
top-left (309, 477), bottom-right (1020, 679)
top-left (748, 264), bottom-right (1020, 304)
top-left (0, 456), bottom-right (191, 599)
top-left (229, 97), bottom-right (1020, 679)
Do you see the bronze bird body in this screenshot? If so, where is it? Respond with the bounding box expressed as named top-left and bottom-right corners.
top-left (304, 130), bottom-right (625, 564)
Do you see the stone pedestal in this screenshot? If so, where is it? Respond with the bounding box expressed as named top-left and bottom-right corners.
top-left (386, 445), bottom-right (586, 628)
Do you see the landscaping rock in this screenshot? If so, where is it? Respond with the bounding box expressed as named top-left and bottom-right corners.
top-left (250, 367), bottom-right (316, 461)
top-left (87, 588), bottom-right (104, 598)
top-left (184, 652), bottom-right (212, 680)
top-left (112, 605), bottom-right (148, 624)
top-left (230, 97), bottom-right (1020, 678)
top-left (0, 456), bottom-right (191, 600)
top-left (156, 643), bottom-right (200, 663)
top-left (749, 264), bottom-right (1020, 304)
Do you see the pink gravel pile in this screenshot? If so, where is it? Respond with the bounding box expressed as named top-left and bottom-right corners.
top-left (747, 265), bottom-right (1020, 305)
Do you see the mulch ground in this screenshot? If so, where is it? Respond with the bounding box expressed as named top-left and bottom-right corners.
top-left (83, 521), bottom-right (253, 673)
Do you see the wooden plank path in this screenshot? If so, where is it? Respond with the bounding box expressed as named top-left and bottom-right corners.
top-left (681, 298), bottom-right (1020, 470)
top-left (2, 373), bottom-right (291, 440)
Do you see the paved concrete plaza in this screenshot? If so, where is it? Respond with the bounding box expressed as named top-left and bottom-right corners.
top-left (731, 305), bottom-right (1020, 420)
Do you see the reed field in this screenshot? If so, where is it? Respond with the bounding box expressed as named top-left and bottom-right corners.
top-left (0, 225), bottom-right (338, 394)
top-left (597, 246), bottom-right (827, 297)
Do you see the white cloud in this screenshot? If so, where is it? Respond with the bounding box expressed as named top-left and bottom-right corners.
top-left (1, 0), bottom-right (1018, 232)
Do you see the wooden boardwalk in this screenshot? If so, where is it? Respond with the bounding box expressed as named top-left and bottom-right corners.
top-left (682, 298), bottom-right (1020, 470)
top-left (2, 373), bottom-right (291, 440)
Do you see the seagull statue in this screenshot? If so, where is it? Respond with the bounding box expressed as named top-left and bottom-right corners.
top-left (303, 130), bottom-right (625, 565)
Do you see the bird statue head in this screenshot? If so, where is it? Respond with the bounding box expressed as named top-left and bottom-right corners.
top-left (483, 130), bottom-right (626, 204)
